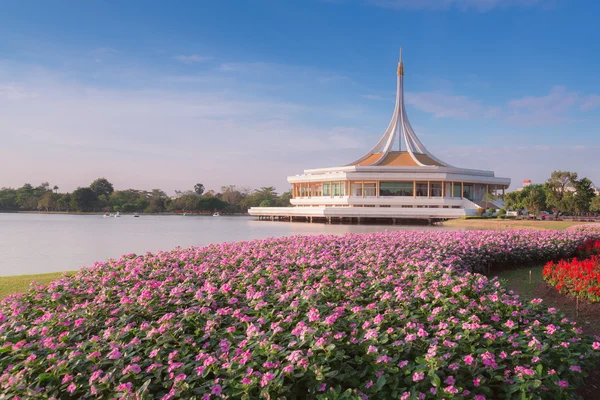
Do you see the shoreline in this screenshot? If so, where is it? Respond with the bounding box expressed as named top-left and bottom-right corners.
top-left (0, 211), bottom-right (250, 216)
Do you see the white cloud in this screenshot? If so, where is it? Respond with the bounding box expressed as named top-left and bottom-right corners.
top-left (581, 95), bottom-right (600, 112)
top-left (174, 54), bottom-right (213, 64)
top-left (406, 91), bottom-right (501, 119)
top-left (370, 0), bottom-right (552, 12)
top-left (506, 85), bottom-right (579, 125)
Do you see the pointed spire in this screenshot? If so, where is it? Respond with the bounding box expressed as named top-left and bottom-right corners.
top-left (397, 46), bottom-right (404, 76)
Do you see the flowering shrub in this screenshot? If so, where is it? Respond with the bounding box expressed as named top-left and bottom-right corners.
top-left (566, 223), bottom-right (600, 233)
top-left (1, 230), bottom-right (600, 399)
top-left (544, 239), bottom-right (600, 302)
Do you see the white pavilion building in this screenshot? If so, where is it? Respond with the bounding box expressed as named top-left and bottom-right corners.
top-left (249, 50), bottom-right (510, 223)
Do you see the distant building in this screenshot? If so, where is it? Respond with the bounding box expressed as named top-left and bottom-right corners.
top-left (249, 50), bottom-right (510, 223)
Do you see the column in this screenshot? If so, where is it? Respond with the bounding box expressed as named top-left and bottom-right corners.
top-left (442, 181), bottom-right (445, 198)
top-left (413, 181), bottom-right (416, 199)
top-left (362, 181), bottom-right (365, 198)
top-left (427, 181), bottom-right (430, 199)
top-left (461, 182), bottom-right (464, 200)
top-left (451, 181), bottom-right (454, 198)
top-left (376, 181), bottom-right (380, 198)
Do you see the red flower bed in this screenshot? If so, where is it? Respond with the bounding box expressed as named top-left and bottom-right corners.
top-left (543, 239), bottom-right (600, 302)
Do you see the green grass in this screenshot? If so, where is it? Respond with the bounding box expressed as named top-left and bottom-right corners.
top-left (0, 272), bottom-right (73, 300)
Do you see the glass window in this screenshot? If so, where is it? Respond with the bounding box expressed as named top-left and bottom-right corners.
top-left (323, 183), bottom-right (330, 196)
top-left (430, 183), bottom-right (442, 197)
top-left (314, 184), bottom-right (322, 197)
top-left (351, 183), bottom-right (362, 197)
top-left (453, 183), bottom-right (462, 198)
top-left (463, 184), bottom-right (473, 201)
top-left (379, 182), bottom-right (413, 197)
top-left (364, 183), bottom-right (376, 197)
top-left (332, 182), bottom-right (340, 196)
top-left (416, 183), bottom-right (428, 197)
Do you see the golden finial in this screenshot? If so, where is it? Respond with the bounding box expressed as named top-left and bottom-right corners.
top-left (397, 46), bottom-right (404, 76)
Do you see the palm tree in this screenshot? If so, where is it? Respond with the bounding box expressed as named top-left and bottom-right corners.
top-left (53, 185), bottom-right (59, 194)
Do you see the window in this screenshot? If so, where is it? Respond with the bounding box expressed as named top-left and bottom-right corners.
top-left (416, 183), bottom-right (428, 197)
top-left (453, 183), bottom-right (462, 198)
top-left (332, 182), bottom-right (341, 196)
top-left (323, 183), bottom-right (331, 196)
top-left (380, 182), bottom-right (413, 197)
top-left (430, 183), bottom-right (442, 197)
top-left (363, 183), bottom-right (376, 197)
top-left (351, 183), bottom-right (362, 197)
top-left (463, 184), bottom-right (473, 201)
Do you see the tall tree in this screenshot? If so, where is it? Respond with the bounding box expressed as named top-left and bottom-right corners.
top-left (194, 183), bottom-right (205, 196)
top-left (545, 171), bottom-right (577, 219)
top-left (37, 191), bottom-right (58, 211)
top-left (70, 187), bottom-right (97, 212)
top-left (90, 178), bottom-right (114, 199)
top-left (523, 185), bottom-right (546, 217)
top-left (572, 177), bottom-right (596, 214)
top-left (53, 185), bottom-right (59, 193)
top-left (591, 196), bottom-right (600, 212)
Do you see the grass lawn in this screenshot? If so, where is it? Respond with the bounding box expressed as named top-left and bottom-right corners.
top-left (442, 219), bottom-right (590, 230)
top-left (0, 272), bottom-right (72, 300)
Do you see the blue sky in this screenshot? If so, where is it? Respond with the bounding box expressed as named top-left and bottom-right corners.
top-left (1, 0), bottom-right (599, 193)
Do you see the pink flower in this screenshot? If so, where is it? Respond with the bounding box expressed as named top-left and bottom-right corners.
top-left (211, 384), bottom-right (222, 395)
top-left (413, 371), bottom-right (425, 382)
top-left (557, 380), bottom-right (569, 388)
top-left (67, 382), bottom-right (76, 393)
top-left (463, 354), bottom-right (474, 365)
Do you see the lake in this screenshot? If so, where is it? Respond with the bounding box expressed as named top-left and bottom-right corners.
top-left (0, 213), bottom-right (454, 276)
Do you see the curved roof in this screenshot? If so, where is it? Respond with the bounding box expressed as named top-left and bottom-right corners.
top-left (353, 151), bottom-right (444, 167)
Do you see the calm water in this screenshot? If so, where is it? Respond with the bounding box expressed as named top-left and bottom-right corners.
top-left (0, 213), bottom-right (453, 276)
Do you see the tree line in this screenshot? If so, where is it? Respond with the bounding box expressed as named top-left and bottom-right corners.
top-left (504, 171), bottom-right (600, 217)
top-left (0, 179), bottom-right (292, 214)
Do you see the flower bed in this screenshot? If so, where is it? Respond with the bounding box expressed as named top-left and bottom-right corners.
top-left (566, 223), bottom-right (600, 233)
top-left (1, 230), bottom-right (600, 399)
top-left (543, 239), bottom-right (600, 302)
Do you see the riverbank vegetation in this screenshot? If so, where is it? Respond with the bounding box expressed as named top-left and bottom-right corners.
top-left (2, 230), bottom-right (600, 398)
top-left (504, 171), bottom-right (599, 217)
top-left (0, 179), bottom-right (291, 214)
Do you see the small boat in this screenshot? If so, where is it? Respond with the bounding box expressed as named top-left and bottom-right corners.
top-left (103, 213), bottom-right (111, 218)
top-left (114, 212), bottom-right (121, 218)
top-left (213, 212), bottom-right (220, 217)
top-left (133, 213), bottom-right (140, 218)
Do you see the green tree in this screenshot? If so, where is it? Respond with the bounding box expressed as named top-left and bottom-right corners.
top-left (259, 199), bottom-right (272, 207)
top-left (194, 183), bottom-right (205, 196)
top-left (56, 193), bottom-right (71, 211)
top-left (524, 184), bottom-right (546, 217)
top-left (0, 188), bottom-right (18, 210)
top-left (572, 177), bottom-right (596, 214)
top-left (504, 191), bottom-right (523, 211)
top-left (90, 178), bottom-right (114, 199)
top-left (591, 196), bottom-right (600, 212)
top-left (37, 191), bottom-right (58, 211)
top-left (544, 171), bottom-right (577, 219)
top-left (145, 189), bottom-right (168, 213)
top-left (53, 185), bottom-right (59, 194)
top-left (277, 190), bottom-right (292, 207)
top-left (70, 187), bottom-right (97, 212)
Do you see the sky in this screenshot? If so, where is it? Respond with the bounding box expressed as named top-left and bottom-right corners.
top-left (1, 0), bottom-right (599, 194)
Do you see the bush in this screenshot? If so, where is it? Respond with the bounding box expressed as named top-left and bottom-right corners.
top-left (475, 207), bottom-right (485, 216)
top-left (1, 231), bottom-right (600, 398)
top-left (498, 209), bottom-right (507, 216)
top-left (487, 208), bottom-right (496, 214)
top-left (259, 199), bottom-right (272, 207)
